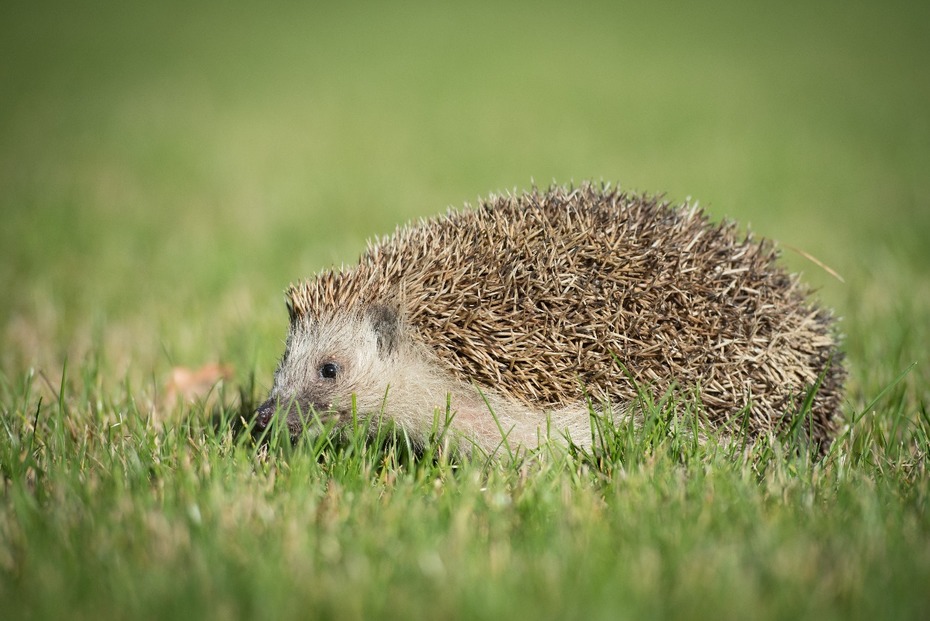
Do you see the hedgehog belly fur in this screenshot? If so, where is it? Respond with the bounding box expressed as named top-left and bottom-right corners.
top-left (263, 307), bottom-right (616, 453)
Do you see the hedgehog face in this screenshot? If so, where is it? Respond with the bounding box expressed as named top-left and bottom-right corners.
top-left (253, 305), bottom-right (401, 438)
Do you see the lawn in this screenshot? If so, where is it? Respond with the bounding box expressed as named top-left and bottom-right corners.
top-left (1, 1), bottom-right (928, 619)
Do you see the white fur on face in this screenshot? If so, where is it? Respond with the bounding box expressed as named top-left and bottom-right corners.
top-left (271, 313), bottom-right (392, 417)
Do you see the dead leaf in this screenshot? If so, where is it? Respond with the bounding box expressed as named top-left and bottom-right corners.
top-left (164, 362), bottom-right (234, 405)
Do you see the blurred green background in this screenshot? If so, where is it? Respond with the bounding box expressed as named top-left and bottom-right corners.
top-left (1, 0), bottom-right (928, 402)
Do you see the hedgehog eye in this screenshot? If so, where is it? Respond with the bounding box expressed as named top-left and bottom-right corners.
top-left (318, 362), bottom-right (340, 380)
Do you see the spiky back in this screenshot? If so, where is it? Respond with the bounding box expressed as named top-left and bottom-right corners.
top-left (287, 184), bottom-right (844, 442)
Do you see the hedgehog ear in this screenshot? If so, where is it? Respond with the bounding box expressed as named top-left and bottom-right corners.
top-left (285, 297), bottom-right (298, 324)
top-left (367, 304), bottom-right (401, 355)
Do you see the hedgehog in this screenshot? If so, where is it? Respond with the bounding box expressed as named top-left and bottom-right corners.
top-left (253, 183), bottom-right (845, 455)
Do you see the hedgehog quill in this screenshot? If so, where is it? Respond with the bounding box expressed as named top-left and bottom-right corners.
top-left (254, 184), bottom-right (845, 454)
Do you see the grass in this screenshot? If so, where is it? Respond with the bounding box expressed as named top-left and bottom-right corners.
top-left (2, 372), bottom-right (927, 620)
top-left (1, 0), bottom-right (929, 619)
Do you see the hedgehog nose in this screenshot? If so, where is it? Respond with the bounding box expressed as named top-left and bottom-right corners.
top-left (254, 397), bottom-right (278, 431)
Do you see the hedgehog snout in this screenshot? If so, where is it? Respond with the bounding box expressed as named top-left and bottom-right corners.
top-left (254, 397), bottom-right (278, 431)
top-left (253, 395), bottom-right (335, 434)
